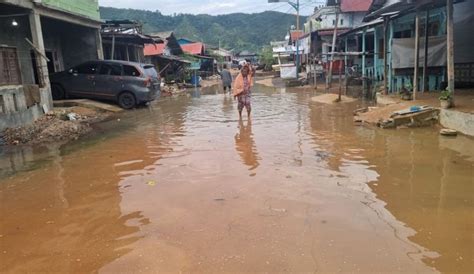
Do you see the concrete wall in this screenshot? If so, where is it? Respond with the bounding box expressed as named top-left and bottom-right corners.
top-left (0, 86), bottom-right (45, 130)
top-left (439, 109), bottom-right (474, 137)
top-left (0, 15), bottom-right (35, 85)
top-left (41, 0), bottom-right (100, 20)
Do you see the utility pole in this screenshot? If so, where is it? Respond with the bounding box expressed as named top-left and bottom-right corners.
top-left (295, 0), bottom-right (300, 79)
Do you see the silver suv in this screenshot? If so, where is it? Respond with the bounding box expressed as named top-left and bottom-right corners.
top-left (50, 60), bottom-right (160, 109)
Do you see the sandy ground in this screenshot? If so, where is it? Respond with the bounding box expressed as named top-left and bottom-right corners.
top-left (1, 106), bottom-right (110, 146)
top-left (311, 93), bottom-right (357, 104)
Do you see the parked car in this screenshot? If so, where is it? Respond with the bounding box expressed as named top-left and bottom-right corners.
top-left (50, 60), bottom-right (160, 109)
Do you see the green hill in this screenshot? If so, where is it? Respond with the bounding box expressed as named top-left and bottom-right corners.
top-left (99, 7), bottom-right (306, 52)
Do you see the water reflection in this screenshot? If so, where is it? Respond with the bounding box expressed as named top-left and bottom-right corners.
top-left (359, 130), bottom-right (474, 273)
top-left (307, 98), bottom-right (473, 273)
top-left (235, 119), bottom-right (260, 172)
top-left (0, 142), bottom-right (144, 272)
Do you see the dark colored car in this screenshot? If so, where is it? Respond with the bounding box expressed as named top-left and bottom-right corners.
top-left (50, 60), bottom-right (160, 109)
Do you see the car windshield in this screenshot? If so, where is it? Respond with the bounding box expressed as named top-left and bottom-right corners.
top-left (143, 65), bottom-right (159, 79)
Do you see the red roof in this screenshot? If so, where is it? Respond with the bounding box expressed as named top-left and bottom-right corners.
top-left (144, 43), bottom-right (166, 56)
top-left (181, 42), bottom-right (205, 55)
top-left (290, 31), bottom-right (303, 41)
top-left (340, 0), bottom-right (372, 12)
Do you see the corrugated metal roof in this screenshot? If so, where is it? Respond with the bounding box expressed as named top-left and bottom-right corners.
top-left (144, 43), bottom-right (166, 56)
top-left (181, 42), bottom-right (205, 55)
top-left (341, 0), bottom-right (373, 12)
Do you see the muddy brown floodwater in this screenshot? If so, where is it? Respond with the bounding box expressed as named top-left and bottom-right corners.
top-left (0, 84), bottom-right (473, 273)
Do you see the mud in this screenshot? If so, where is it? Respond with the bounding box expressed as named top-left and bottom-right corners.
top-left (0, 84), bottom-right (472, 273)
top-left (1, 107), bottom-right (110, 146)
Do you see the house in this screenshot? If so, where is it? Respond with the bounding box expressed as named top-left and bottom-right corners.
top-left (143, 32), bottom-right (190, 81)
top-left (181, 42), bottom-right (206, 56)
top-left (145, 31), bottom-right (184, 57)
top-left (303, 0), bottom-right (372, 72)
top-left (0, 0), bottom-right (103, 130)
top-left (236, 50), bottom-right (259, 64)
top-left (339, 0), bottom-right (474, 95)
top-left (101, 20), bottom-right (156, 63)
top-left (177, 38), bottom-right (196, 45)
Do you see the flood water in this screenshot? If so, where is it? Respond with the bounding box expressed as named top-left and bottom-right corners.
top-left (0, 84), bottom-right (473, 273)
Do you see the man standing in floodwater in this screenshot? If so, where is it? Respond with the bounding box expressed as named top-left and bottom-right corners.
top-left (233, 63), bottom-right (254, 118)
top-left (220, 64), bottom-right (233, 93)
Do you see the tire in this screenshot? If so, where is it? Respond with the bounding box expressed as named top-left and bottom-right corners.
top-left (51, 84), bottom-right (65, 100)
top-left (118, 92), bottom-right (136, 109)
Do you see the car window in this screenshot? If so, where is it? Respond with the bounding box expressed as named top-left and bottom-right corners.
top-left (123, 65), bottom-right (141, 77)
top-left (99, 64), bottom-right (122, 76)
top-left (75, 63), bottom-right (99, 74)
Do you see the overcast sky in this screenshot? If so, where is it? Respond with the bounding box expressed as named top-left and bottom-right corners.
top-left (99, 0), bottom-right (322, 16)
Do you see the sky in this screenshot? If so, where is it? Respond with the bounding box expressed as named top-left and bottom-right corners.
top-left (99, 0), bottom-right (325, 16)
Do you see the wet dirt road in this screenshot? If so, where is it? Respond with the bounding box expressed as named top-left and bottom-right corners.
top-left (1, 84), bottom-right (473, 273)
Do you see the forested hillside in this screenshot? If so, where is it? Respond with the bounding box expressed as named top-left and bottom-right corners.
top-left (100, 7), bottom-right (305, 52)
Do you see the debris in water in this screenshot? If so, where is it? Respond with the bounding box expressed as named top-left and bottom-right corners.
top-left (146, 180), bottom-right (157, 186)
top-left (67, 113), bottom-right (78, 121)
top-left (440, 128), bottom-right (458, 137)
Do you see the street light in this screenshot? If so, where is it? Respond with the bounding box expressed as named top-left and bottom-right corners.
top-left (268, 0), bottom-right (300, 79)
top-left (11, 19), bottom-right (18, 27)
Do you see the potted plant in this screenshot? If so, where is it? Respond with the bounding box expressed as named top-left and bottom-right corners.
top-left (439, 89), bottom-right (452, 109)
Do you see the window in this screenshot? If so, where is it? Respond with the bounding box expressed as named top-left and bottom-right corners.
top-left (332, 19), bottom-right (336, 26)
top-left (340, 19), bottom-right (344, 26)
top-left (99, 63), bottom-right (122, 76)
top-left (420, 21), bottom-right (441, 37)
top-left (0, 47), bottom-right (22, 86)
top-left (75, 62), bottom-right (99, 74)
top-left (123, 65), bottom-right (140, 77)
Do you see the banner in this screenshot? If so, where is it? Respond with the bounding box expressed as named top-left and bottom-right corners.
top-left (392, 36), bottom-right (447, 69)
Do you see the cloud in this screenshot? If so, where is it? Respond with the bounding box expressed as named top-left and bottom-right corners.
top-left (98, 0), bottom-right (315, 15)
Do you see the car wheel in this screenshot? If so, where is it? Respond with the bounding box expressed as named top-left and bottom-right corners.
top-left (51, 84), bottom-right (65, 100)
top-left (118, 92), bottom-right (136, 109)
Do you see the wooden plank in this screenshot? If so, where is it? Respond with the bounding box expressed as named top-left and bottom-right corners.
top-left (413, 12), bottom-right (420, 100)
top-left (446, 0), bottom-right (455, 102)
top-left (383, 18), bottom-right (389, 94)
top-left (422, 9), bottom-right (430, 92)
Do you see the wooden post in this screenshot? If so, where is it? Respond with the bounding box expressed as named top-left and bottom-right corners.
top-left (313, 56), bottom-right (317, 89)
top-left (413, 12), bottom-right (421, 100)
top-left (344, 37), bottom-right (348, 75)
top-left (446, 0), bottom-right (455, 103)
top-left (327, 10), bottom-right (339, 89)
top-left (111, 34), bottom-right (116, 60)
top-left (362, 30), bottom-right (366, 77)
top-left (338, 57), bottom-right (343, 101)
top-left (422, 9), bottom-right (430, 92)
top-left (374, 27), bottom-right (379, 81)
top-left (383, 17), bottom-right (389, 94)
